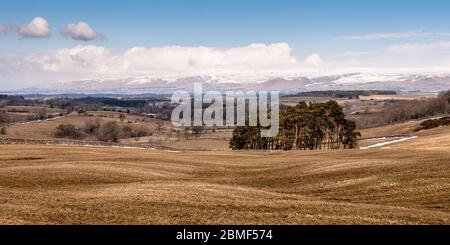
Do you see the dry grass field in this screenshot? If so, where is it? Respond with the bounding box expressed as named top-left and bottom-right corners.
top-left (0, 126), bottom-right (449, 224)
top-left (391, 125), bottom-right (450, 151)
top-left (359, 120), bottom-right (423, 138)
top-left (1, 104), bottom-right (449, 224)
top-left (357, 117), bottom-right (448, 148)
top-left (0, 111), bottom-right (233, 150)
top-left (0, 112), bottom-right (172, 141)
top-left (5, 105), bottom-right (64, 114)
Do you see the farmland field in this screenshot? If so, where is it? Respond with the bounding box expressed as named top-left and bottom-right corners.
top-left (0, 125), bottom-right (449, 224)
top-left (1, 95), bottom-right (449, 225)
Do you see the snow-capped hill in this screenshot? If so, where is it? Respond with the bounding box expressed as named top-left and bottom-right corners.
top-left (12, 71), bottom-right (450, 94)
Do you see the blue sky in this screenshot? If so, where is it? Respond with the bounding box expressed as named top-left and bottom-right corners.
top-left (1, 0), bottom-right (450, 55)
top-left (1, 0), bottom-right (450, 88)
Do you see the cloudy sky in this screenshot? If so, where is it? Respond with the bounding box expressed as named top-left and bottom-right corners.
top-left (1, 0), bottom-right (450, 89)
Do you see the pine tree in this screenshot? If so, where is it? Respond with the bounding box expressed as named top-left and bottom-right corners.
top-left (229, 100), bottom-right (360, 150)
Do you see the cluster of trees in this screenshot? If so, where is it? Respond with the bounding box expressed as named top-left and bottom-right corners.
top-left (95, 122), bottom-right (121, 142)
top-left (289, 90), bottom-right (397, 99)
top-left (121, 125), bottom-right (152, 138)
top-left (26, 108), bottom-right (51, 121)
top-left (440, 90), bottom-right (450, 104)
top-left (46, 96), bottom-right (173, 121)
top-left (0, 95), bottom-right (28, 105)
top-left (230, 101), bottom-right (360, 150)
top-left (414, 116), bottom-right (450, 132)
top-left (1, 106), bottom-right (59, 124)
top-left (353, 90), bottom-right (450, 128)
top-left (380, 98), bottom-right (447, 123)
top-left (54, 124), bottom-right (84, 139)
top-left (54, 119), bottom-right (151, 142)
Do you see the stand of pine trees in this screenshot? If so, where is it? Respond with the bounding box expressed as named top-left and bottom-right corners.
top-left (230, 101), bottom-right (361, 150)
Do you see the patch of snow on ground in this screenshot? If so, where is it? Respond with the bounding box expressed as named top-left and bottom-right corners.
top-left (360, 136), bottom-right (418, 149)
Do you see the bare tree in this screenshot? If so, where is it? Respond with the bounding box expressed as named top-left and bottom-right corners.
top-left (84, 118), bottom-right (101, 134)
top-left (37, 107), bottom-right (48, 120)
top-left (97, 121), bottom-right (120, 142)
top-left (54, 124), bottom-right (84, 139)
top-left (119, 114), bottom-right (126, 122)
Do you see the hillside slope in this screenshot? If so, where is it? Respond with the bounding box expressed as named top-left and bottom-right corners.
top-left (0, 142), bottom-right (449, 224)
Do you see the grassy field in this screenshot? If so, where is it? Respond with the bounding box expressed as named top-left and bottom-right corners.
top-left (391, 125), bottom-right (450, 151)
top-left (1, 111), bottom-right (234, 150)
top-left (0, 129), bottom-right (449, 224)
top-left (1, 104), bottom-right (449, 224)
top-left (0, 106), bottom-right (65, 124)
top-left (359, 119), bottom-right (423, 138)
top-left (4, 105), bottom-right (64, 114)
top-left (357, 117), bottom-right (449, 148)
top-left (1, 112), bottom-right (171, 140)
top-left (1, 109), bottom-right (439, 151)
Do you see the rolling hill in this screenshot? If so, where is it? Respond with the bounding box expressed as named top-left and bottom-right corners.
top-left (0, 125), bottom-right (449, 224)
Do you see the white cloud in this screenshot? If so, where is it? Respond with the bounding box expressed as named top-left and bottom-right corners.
top-left (61, 22), bottom-right (105, 41)
top-left (0, 43), bottom-right (307, 88)
top-left (304, 54), bottom-right (322, 66)
top-left (23, 43), bottom-right (298, 75)
top-left (5, 41), bottom-right (450, 88)
top-left (19, 17), bottom-right (51, 38)
top-left (336, 30), bottom-right (450, 41)
top-left (334, 51), bottom-right (372, 57)
top-left (387, 41), bottom-right (450, 53)
top-left (0, 42), bottom-right (304, 88)
top-left (121, 43), bottom-right (297, 71)
top-left (24, 45), bottom-right (112, 73)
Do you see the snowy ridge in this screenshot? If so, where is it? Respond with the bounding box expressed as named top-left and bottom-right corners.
top-left (9, 69), bottom-right (450, 94)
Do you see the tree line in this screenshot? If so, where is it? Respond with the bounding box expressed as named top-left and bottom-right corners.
top-left (352, 90), bottom-right (450, 128)
top-left (54, 118), bottom-right (151, 142)
top-left (287, 90), bottom-right (397, 99)
top-left (230, 100), bottom-right (360, 150)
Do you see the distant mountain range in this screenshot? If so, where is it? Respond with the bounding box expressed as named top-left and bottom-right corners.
top-left (5, 72), bottom-right (450, 94)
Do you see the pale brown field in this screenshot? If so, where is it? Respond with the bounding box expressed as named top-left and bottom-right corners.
top-left (0, 128), bottom-right (449, 224)
top-left (391, 126), bottom-right (450, 152)
top-left (1, 112), bottom-right (172, 141)
top-left (5, 105), bottom-right (64, 114)
top-left (1, 106), bottom-right (449, 224)
top-left (1, 111), bottom-right (234, 150)
top-left (357, 117), bottom-right (448, 148)
top-left (359, 120), bottom-right (423, 138)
